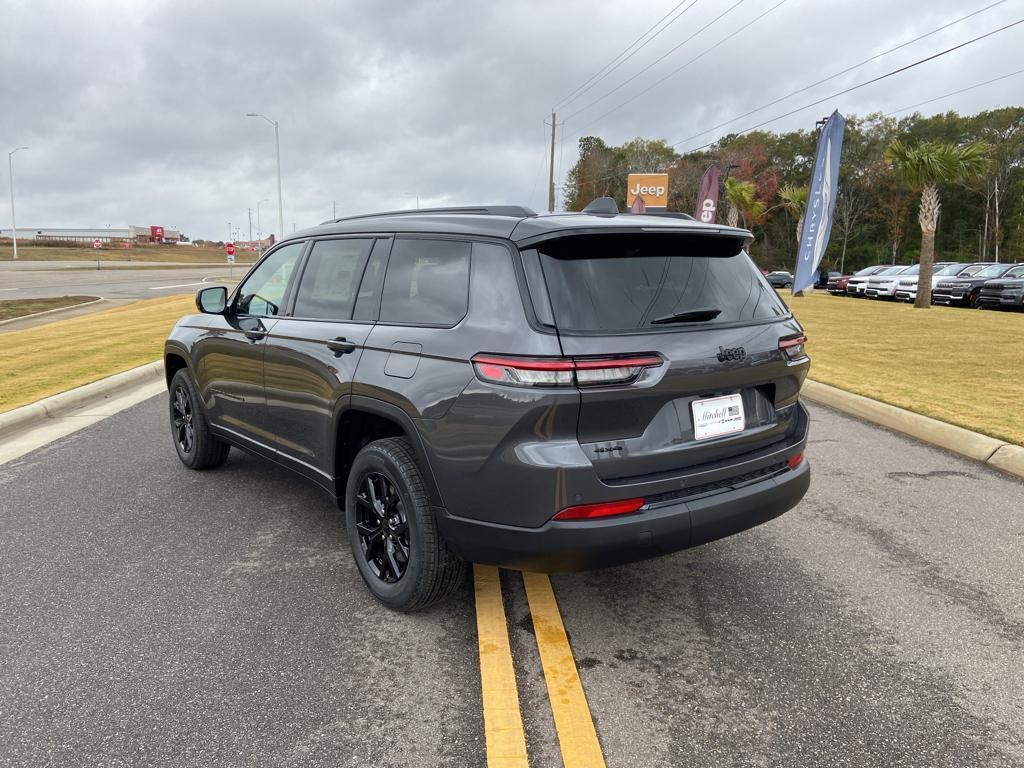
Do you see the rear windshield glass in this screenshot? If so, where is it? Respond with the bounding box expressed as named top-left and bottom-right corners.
top-left (535, 234), bottom-right (788, 333)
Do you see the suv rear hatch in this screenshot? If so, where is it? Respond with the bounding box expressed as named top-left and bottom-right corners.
top-left (522, 231), bottom-right (807, 484)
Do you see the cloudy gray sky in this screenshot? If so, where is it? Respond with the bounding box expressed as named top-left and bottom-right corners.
top-left (1, 0), bottom-right (1021, 240)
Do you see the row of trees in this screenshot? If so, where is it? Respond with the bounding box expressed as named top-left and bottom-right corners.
top-left (562, 108), bottom-right (1024, 281)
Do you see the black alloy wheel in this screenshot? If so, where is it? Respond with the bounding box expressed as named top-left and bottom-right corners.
top-left (355, 471), bottom-right (411, 584)
top-left (172, 384), bottom-right (195, 456)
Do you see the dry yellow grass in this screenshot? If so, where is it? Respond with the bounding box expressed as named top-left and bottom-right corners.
top-left (0, 295), bottom-right (193, 413)
top-left (790, 292), bottom-right (1024, 446)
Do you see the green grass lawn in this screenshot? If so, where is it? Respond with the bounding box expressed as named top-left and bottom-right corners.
top-left (0, 295), bottom-right (194, 413)
top-left (0, 295), bottom-right (97, 321)
top-left (0, 243), bottom-right (257, 264)
top-left (790, 292), bottom-right (1024, 446)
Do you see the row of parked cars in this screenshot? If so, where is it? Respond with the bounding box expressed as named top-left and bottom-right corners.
top-left (825, 261), bottom-right (1024, 309)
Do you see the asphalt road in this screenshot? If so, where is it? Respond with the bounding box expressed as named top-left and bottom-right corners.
top-left (1, 397), bottom-right (1022, 767)
top-left (0, 261), bottom-right (240, 301)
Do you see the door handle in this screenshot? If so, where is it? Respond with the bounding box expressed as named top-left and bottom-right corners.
top-left (326, 337), bottom-right (357, 356)
top-left (244, 329), bottom-right (267, 342)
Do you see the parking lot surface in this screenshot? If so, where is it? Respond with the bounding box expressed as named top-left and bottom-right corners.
top-left (1, 397), bottom-right (1022, 767)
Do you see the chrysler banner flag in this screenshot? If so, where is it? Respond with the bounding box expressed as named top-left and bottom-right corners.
top-left (792, 110), bottom-right (845, 294)
top-left (694, 165), bottom-right (720, 223)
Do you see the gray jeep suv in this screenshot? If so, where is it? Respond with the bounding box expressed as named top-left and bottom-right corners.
top-left (164, 203), bottom-right (811, 610)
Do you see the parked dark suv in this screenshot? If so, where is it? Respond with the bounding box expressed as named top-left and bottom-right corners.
top-left (164, 204), bottom-right (811, 610)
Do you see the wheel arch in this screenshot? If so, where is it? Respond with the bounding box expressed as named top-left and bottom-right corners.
top-left (164, 347), bottom-right (190, 387)
top-left (333, 396), bottom-right (445, 509)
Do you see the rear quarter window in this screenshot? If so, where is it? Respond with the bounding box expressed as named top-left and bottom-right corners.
top-left (379, 238), bottom-right (471, 326)
top-left (535, 233), bottom-right (788, 333)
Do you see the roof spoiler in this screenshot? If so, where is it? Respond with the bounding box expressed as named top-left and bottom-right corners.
top-left (580, 197), bottom-right (696, 221)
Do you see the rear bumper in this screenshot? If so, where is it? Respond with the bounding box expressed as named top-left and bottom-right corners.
top-left (436, 458), bottom-right (810, 572)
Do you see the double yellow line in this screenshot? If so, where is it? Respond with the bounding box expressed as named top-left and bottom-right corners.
top-left (473, 564), bottom-right (606, 768)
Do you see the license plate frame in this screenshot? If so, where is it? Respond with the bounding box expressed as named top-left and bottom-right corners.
top-left (691, 393), bottom-right (746, 441)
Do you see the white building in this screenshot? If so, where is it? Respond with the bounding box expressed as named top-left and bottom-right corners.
top-left (0, 226), bottom-right (182, 243)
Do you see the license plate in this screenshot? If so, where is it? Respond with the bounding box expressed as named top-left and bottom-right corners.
top-left (692, 394), bottom-right (745, 441)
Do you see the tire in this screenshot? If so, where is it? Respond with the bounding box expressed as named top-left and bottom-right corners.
top-left (345, 437), bottom-right (466, 611)
top-left (169, 368), bottom-right (230, 470)
top-left (969, 291), bottom-right (983, 309)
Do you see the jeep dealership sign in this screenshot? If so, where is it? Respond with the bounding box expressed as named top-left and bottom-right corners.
top-left (626, 173), bottom-right (669, 209)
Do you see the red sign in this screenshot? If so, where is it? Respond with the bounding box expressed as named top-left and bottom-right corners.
top-left (225, 242), bottom-right (235, 256)
top-left (92, 239), bottom-right (102, 249)
top-left (150, 226), bottom-right (165, 241)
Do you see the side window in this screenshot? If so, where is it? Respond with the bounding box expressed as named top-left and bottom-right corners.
top-left (236, 242), bottom-right (304, 317)
top-left (379, 239), bottom-right (471, 326)
top-left (292, 239), bottom-right (372, 320)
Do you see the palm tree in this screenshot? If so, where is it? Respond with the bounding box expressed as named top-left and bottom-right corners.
top-left (779, 185), bottom-right (808, 245)
top-left (884, 140), bottom-right (991, 308)
top-left (723, 178), bottom-right (765, 228)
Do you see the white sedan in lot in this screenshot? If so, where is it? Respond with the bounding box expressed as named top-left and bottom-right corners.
top-left (862, 265), bottom-right (915, 298)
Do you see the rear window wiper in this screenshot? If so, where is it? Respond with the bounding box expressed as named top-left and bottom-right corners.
top-left (650, 307), bottom-right (722, 325)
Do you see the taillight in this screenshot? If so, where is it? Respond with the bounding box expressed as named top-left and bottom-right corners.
top-left (553, 497), bottom-right (645, 521)
top-left (471, 354), bottom-right (662, 388)
top-left (787, 451), bottom-right (804, 470)
top-left (779, 334), bottom-right (807, 361)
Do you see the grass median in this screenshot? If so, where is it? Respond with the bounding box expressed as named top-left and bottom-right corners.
top-left (790, 292), bottom-right (1024, 446)
top-left (0, 296), bottom-right (97, 321)
top-left (0, 243), bottom-right (257, 264)
top-left (0, 294), bottom-right (193, 413)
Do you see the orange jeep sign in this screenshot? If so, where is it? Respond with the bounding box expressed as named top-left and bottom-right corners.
top-left (626, 173), bottom-right (669, 208)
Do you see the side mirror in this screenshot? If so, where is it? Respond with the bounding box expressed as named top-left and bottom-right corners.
top-left (196, 286), bottom-right (227, 314)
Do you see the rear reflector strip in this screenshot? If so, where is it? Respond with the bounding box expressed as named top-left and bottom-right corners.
top-left (471, 354), bottom-right (662, 388)
top-left (553, 497), bottom-right (645, 521)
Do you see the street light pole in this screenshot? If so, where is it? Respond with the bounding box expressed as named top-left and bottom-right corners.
top-left (7, 146), bottom-right (28, 260)
top-left (247, 113), bottom-right (284, 243)
top-left (256, 198), bottom-right (270, 257)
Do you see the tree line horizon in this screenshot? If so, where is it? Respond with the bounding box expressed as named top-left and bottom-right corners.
top-left (563, 107), bottom-right (1023, 274)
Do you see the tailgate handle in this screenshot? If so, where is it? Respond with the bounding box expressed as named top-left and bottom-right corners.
top-left (326, 337), bottom-right (357, 356)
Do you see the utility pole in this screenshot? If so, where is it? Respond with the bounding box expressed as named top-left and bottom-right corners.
top-left (333, 200), bottom-right (336, 219)
top-left (7, 147), bottom-right (28, 260)
top-left (994, 175), bottom-right (1000, 263)
top-left (228, 222), bottom-right (231, 244)
top-left (547, 111), bottom-right (557, 213)
top-left (248, 208), bottom-right (253, 245)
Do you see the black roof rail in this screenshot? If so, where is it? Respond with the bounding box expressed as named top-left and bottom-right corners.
top-left (638, 211), bottom-right (696, 221)
top-left (325, 205), bottom-right (537, 224)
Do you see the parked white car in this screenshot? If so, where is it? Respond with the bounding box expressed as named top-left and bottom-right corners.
top-left (846, 264), bottom-right (896, 296)
top-left (864, 265), bottom-right (918, 298)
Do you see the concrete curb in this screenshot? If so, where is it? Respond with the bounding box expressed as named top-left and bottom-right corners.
top-left (802, 379), bottom-right (1024, 481)
top-left (0, 360), bottom-right (164, 440)
top-left (0, 296), bottom-right (105, 326)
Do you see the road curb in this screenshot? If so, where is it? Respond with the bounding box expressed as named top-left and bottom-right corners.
top-left (0, 296), bottom-right (105, 326)
top-left (802, 379), bottom-right (1023, 481)
top-left (0, 360), bottom-right (164, 440)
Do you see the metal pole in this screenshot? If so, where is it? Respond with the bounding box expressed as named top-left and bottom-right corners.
top-left (547, 111), bottom-right (556, 213)
top-left (8, 147), bottom-right (28, 260)
top-left (274, 121), bottom-right (284, 242)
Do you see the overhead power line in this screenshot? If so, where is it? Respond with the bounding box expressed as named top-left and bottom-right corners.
top-left (564, 0), bottom-right (750, 122)
top-left (673, 16), bottom-right (1024, 152)
top-left (884, 67), bottom-right (1024, 116)
top-left (568, 0), bottom-right (790, 141)
top-left (671, 0), bottom-right (1008, 148)
top-left (553, 0), bottom-right (701, 111)
top-left (568, 17), bottom-right (1023, 189)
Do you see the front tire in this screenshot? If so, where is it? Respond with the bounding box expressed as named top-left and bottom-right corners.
top-left (169, 368), bottom-right (230, 470)
top-left (345, 437), bottom-right (465, 611)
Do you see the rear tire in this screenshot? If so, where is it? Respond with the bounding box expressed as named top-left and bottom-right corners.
top-left (345, 437), bottom-right (466, 611)
top-left (169, 368), bottom-right (230, 470)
